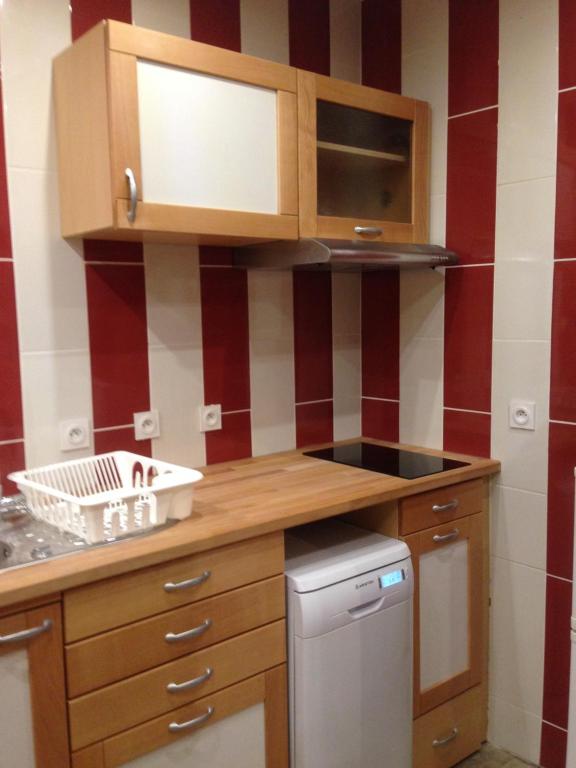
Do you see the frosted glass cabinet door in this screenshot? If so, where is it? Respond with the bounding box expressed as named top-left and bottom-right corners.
top-left (0, 603), bottom-right (69, 768)
top-left (405, 514), bottom-right (484, 717)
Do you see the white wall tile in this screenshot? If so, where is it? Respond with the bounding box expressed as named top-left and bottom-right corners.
top-left (490, 557), bottom-right (546, 716)
top-left (400, 269), bottom-right (444, 341)
top-left (148, 346), bottom-right (206, 468)
top-left (132, 0), bottom-right (191, 37)
top-left (329, 0), bottom-right (362, 84)
top-left (20, 350), bottom-right (93, 467)
top-left (498, 0), bottom-right (558, 185)
top-left (402, 0), bottom-right (448, 56)
top-left (495, 178), bottom-right (556, 264)
top-left (491, 485), bottom-right (547, 570)
top-left (493, 260), bottom-right (553, 342)
top-left (9, 169), bottom-right (90, 354)
top-left (399, 337), bottom-right (443, 448)
top-left (145, 245), bottom-right (203, 348)
top-left (430, 194), bottom-right (447, 246)
top-left (248, 272), bottom-right (295, 456)
top-left (332, 273), bottom-right (361, 336)
top-left (0, 0), bottom-right (71, 172)
top-left (240, 0), bottom-right (289, 64)
top-left (491, 340), bottom-right (550, 494)
top-left (333, 335), bottom-right (361, 441)
top-left (488, 697), bottom-right (542, 765)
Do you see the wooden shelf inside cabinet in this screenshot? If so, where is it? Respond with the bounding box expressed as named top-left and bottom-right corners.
top-left (317, 141), bottom-right (408, 164)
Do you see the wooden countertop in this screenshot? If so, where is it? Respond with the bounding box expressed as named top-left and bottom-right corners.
top-left (0, 438), bottom-right (499, 610)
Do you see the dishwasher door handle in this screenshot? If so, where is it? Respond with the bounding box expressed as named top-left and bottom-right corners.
top-left (348, 597), bottom-right (385, 619)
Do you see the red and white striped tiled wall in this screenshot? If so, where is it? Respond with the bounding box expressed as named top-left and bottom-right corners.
top-left (1, 1), bottom-right (576, 765)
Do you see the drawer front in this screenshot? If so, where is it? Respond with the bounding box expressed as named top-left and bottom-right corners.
top-left (413, 685), bottom-right (483, 768)
top-left (69, 620), bottom-right (286, 751)
top-left (64, 532), bottom-right (284, 642)
top-left (400, 479), bottom-right (484, 535)
top-left (67, 576), bottom-right (285, 697)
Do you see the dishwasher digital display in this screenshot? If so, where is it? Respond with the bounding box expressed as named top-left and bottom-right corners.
top-left (379, 569), bottom-right (405, 589)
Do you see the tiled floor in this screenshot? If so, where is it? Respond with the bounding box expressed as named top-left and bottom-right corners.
top-left (456, 743), bottom-right (535, 767)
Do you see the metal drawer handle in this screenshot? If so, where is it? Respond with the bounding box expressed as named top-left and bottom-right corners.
top-left (432, 499), bottom-right (459, 514)
top-left (0, 618), bottom-right (52, 646)
top-left (433, 528), bottom-right (460, 544)
top-left (168, 706), bottom-right (214, 733)
top-left (165, 619), bottom-right (212, 644)
top-left (125, 167), bottom-right (138, 223)
top-left (354, 226), bottom-right (383, 236)
top-left (432, 727), bottom-right (459, 747)
top-left (167, 667), bottom-right (213, 694)
top-left (164, 570), bottom-right (211, 592)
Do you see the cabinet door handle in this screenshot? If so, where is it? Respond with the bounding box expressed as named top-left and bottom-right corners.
top-left (432, 528), bottom-right (460, 543)
top-left (164, 570), bottom-right (211, 592)
top-left (0, 618), bottom-right (52, 646)
top-left (354, 226), bottom-right (383, 236)
top-left (167, 666), bottom-right (213, 693)
top-left (432, 499), bottom-right (459, 513)
top-left (432, 727), bottom-right (459, 747)
top-left (125, 167), bottom-right (138, 223)
top-left (168, 706), bottom-right (214, 733)
top-left (165, 619), bottom-right (212, 643)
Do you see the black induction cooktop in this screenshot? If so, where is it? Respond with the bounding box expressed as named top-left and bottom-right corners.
top-left (303, 442), bottom-right (469, 479)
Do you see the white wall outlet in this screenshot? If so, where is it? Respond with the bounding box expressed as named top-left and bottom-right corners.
top-left (199, 404), bottom-right (222, 432)
top-left (134, 410), bottom-right (160, 441)
top-left (59, 418), bottom-right (91, 451)
top-left (509, 400), bottom-right (536, 431)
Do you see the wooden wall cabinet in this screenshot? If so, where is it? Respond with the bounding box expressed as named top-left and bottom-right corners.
top-left (53, 21), bottom-right (298, 245)
top-left (297, 70), bottom-right (430, 243)
top-left (0, 601), bottom-right (70, 767)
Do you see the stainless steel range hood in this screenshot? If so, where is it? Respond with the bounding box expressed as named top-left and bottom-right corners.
top-left (233, 239), bottom-right (458, 271)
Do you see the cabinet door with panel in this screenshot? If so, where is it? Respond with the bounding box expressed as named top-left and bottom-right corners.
top-left (54, 21), bottom-right (298, 244)
top-left (297, 70), bottom-right (430, 243)
top-left (0, 602), bottom-right (70, 768)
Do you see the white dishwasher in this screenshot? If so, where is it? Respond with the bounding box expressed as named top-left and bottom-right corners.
top-left (285, 520), bottom-right (413, 768)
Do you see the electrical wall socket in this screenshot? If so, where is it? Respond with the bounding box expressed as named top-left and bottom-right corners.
top-left (59, 418), bottom-right (91, 451)
top-left (199, 404), bottom-right (222, 432)
top-left (134, 410), bottom-right (160, 441)
top-left (509, 400), bottom-right (536, 431)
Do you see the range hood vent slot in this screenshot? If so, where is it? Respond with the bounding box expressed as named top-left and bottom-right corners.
top-left (233, 239), bottom-right (458, 271)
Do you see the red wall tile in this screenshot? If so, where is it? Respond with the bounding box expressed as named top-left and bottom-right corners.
top-left (555, 91), bottom-right (576, 261)
top-left (446, 110), bottom-right (498, 265)
top-left (361, 0), bottom-right (401, 93)
top-left (0, 441), bottom-right (25, 495)
top-left (293, 271), bottom-right (333, 403)
top-left (189, 0), bottom-right (241, 51)
top-left (448, 0), bottom-right (498, 116)
top-left (541, 723), bottom-right (568, 768)
top-left (0, 263), bottom-right (24, 442)
top-left (547, 422), bottom-right (576, 581)
top-left (543, 576), bottom-right (572, 730)
top-left (560, 0), bottom-right (576, 90)
top-left (83, 240), bottom-right (143, 264)
top-left (296, 401), bottom-right (334, 448)
top-left (362, 398), bottom-right (399, 442)
top-left (362, 272), bottom-right (399, 400)
top-left (71, 0), bottom-right (131, 40)
top-left (94, 428), bottom-right (151, 457)
top-left (444, 266), bottom-right (493, 413)
top-left (200, 267), bottom-right (251, 413)
top-left (86, 264), bottom-right (150, 429)
top-left (205, 411), bottom-right (252, 464)
top-left (288, 0), bottom-right (330, 75)
top-left (550, 261), bottom-right (576, 422)
top-left (199, 247), bottom-right (235, 267)
top-left (443, 409), bottom-right (491, 458)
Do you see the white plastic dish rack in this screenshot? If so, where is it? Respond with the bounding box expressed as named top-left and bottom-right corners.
top-left (9, 452), bottom-right (203, 545)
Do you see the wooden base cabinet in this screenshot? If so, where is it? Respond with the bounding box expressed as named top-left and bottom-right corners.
top-left (0, 602), bottom-right (70, 767)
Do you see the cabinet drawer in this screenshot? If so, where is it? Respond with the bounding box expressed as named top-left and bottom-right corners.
top-left (69, 620), bottom-right (286, 751)
top-left (400, 479), bottom-right (484, 535)
top-left (413, 685), bottom-right (483, 768)
top-left (66, 576), bottom-right (285, 697)
top-left (64, 532), bottom-right (284, 641)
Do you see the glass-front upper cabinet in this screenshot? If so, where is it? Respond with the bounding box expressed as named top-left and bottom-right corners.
top-left (297, 71), bottom-right (430, 243)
